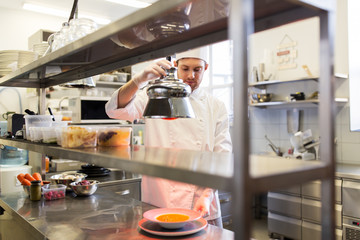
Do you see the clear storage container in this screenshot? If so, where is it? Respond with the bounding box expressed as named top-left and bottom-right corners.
top-left (97, 127), bottom-right (132, 146)
top-left (41, 127), bottom-right (57, 144)
top-left (61, 126), bottom-right (97, 148)
top-left (29, 127), bottom-right (43, 142)
top-left (24, 115), bottom-right (52, 139)
top-left (42, 184), bottom-right (66, 201)
top-left (42, 122), bottom-right (69, 144)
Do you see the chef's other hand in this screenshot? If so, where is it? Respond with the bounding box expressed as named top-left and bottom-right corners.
top-left (132, 59), bottom-right (171, 88)
top-left (193, 194), bottom-right (211, 218)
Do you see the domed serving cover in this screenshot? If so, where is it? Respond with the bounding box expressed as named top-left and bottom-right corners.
top-left (143, 66), bottom-right (194, 118)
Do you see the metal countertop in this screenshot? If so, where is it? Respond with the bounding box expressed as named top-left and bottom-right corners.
top-left (336, 163), bottom-right (360, 180)
top-left (0, 188), bottom-right (233, 240)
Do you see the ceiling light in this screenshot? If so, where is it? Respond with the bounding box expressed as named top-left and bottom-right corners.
top-left (106, 0), bottom-right (151, 8)
top-left (23, 3), bottom-right (111, 25)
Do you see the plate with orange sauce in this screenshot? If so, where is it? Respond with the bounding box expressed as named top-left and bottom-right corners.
top-left (139, 208), bottom-right (207, 236)
top-left (143, 208), bottom-right (202, 229)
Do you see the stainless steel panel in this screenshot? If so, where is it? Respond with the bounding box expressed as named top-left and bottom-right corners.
top-left (219, 191), bottom-right (232, 217)
top-left (268, 212), bottom-right (301, 240)
top-left (273, 185), bottom-right (301, 196)
top-left (343, 180), bottom-right (360, 218)
top-left (302, 220), bottom-right (343, 240)
top-left (343, 216), bottom-right (360, 240)
top-left (268, 192), bottom-right (301, 219)
top-left (301, 198), bottom-right (342, 228)
top-left (0, 138), bottom-right (331, 193)
top-left (99, 182), bottom-right (141, 200)
top-left (301, 179), bottom-right (342, 203)
top-left (222, 214), bottom-right (233, 230)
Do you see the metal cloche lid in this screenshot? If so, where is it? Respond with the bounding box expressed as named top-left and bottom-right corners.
top-left (143, 62), bottom-right (195, 119)
top-left (146, 66), bottom-right (191, 99)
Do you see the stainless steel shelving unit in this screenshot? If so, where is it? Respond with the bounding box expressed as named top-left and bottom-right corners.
top-left (0, 0), bottom-right (336, 239)
top-left (249, 98), bottom-right (348, 108)
top-left (248, 77), bottom-right (318, 87)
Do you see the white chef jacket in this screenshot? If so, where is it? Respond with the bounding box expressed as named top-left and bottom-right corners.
top-left (105, 87), bottom-right (232, 220)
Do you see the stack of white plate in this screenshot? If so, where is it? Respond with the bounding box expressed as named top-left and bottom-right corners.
top-left (18, 51), bottom-right (37, 68)
top-left (33, 43), bottom-right (49, 57)
top-left (0, 50), bottom-right (19, 77)
top-left (0, 50), bottom-right (37, 77)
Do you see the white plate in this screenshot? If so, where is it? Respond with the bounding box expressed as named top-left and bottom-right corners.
top-left (138, 218), bottom-right (207, 237)
top-left (143, 208), bottom-right (201, 229)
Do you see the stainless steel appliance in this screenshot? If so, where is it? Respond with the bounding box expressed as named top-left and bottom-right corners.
top-left (268, 178), bottom-right (343, 240)
top-left (343, 180), bottom-right (360, 240)
top-left (68, 96), bottom-right (126, 124)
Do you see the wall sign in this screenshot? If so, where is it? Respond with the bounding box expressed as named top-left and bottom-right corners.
top-left (277, 34), bottom-right (298, 70)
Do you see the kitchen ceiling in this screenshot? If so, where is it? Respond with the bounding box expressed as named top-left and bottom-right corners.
top-left (0, 0), bottom-right (158, 23)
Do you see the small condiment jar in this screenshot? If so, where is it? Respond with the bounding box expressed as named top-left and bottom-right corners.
top-left (30, 180), bottom-right (42, 201)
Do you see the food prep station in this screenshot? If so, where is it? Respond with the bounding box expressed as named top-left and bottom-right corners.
top-left (0, 0), bottom-right (340, 239)
top-left (0, 187), bottom-right (233, 239)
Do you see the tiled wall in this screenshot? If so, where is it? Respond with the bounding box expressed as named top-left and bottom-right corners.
top-left (249, 83), bottom-right (360, 164)
top-left (248, 0), bottom-right (353, 164)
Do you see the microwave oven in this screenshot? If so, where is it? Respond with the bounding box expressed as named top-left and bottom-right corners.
top-left (68, 96), bottom-right (124, 124)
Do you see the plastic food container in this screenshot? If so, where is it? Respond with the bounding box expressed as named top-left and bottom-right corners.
top-left (97, 127), bottom-right (132, 146)
top-left (24, 115), bottom-right (52, 139)
top-left (42, 184), bottom-right (66, 201)
top-left (61, 126), bottom-right (97, 148)
top-left (55, 127), bottom-right (65, 145)
top-left (114, 72), bottom-right (129, 83)
top-left (28, 127), bottom-right (43, 142)
top-left (51, 121), bottom-right (70, 127)
top-left (41, 127), bottom-right (57, 144)
top-left (40, 122), bottom-right (69, 144)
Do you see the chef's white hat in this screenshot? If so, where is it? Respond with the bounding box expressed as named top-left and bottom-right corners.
top-left (175, 46), bottom-right (209, 64)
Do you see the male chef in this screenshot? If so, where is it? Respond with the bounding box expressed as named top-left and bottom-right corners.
top-left (105, 47), bottom-right (232, 227)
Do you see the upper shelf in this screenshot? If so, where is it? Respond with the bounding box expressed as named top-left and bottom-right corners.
top-left (95, 81), bottom-right (125, 88)
top-left (0, 0), bottom-right (331, 89)
top-left (248, 78), bottom-right (318, 87)
top-left (0, 138), bottom-right (329, 193)
top-left (249, 98), bottom-right (348, 108)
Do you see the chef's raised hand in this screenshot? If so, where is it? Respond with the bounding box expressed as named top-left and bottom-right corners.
top-left (132, 59), bottom-right (172, 88)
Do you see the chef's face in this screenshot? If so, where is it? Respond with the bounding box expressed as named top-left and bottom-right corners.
top-left (174, 58), bottom-right (208, 92)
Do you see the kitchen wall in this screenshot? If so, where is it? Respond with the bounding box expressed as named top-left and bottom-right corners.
top-left (1, 1), bottom-right (359, 164)
top-left (249, 0), bottom-right (360, 164)
top-left (0, 7), bottom-right (65, 119)
top-left (0, 8), bottom-right (64, 51)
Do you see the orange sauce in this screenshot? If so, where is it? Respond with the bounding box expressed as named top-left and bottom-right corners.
top-left (156, 213), bottom-right (190, 222)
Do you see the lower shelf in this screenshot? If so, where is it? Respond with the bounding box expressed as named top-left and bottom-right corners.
top-left (0, 138), bottom-right (332, 193)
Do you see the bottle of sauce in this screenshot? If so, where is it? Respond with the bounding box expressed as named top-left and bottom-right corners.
top-left (30, 180), bottom-right (41, 201)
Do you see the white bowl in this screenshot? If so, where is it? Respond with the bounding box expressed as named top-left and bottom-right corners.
top-left (143, 208), bottom-right (201, 229)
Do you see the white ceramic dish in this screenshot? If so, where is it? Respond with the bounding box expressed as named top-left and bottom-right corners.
top-left (138, 218), bottom-right (207, 236)
top-left (143, 208), bottom-right (201, 229)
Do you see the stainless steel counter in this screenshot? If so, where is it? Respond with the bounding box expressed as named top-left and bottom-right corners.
top-left (336, 164), bottom-right (360, 180)
top-left (0, 188), bottom-right (233, 240)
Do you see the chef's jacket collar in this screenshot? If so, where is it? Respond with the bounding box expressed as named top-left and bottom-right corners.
top-left (190, 88), bottom-right (206, 101)
top-left (191, 88), bottom-right (200, 97)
